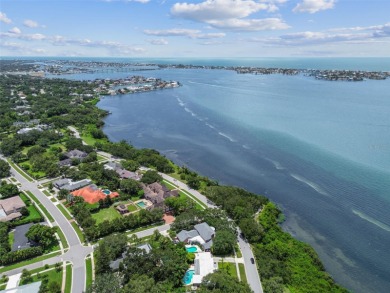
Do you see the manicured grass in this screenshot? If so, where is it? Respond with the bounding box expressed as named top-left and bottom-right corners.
top-left (55, 227), bottom-right (69, 250)
top-left (91, 207), bottom-right (121, 224)
top-left (25, 191), bottom-right (55, 223)
top-left (162, 179), bottom-right (207, 209)
top-left (12, 204), bottom-right (42, 226)
top-left (64, 263), bottom-right (72, 293)
top-left (71, 222), bottom-right (85, 243)
top-left (218, 262), bottom-right (238, 279)
top-left (10, 177), bottom-right (17, 182)
top-left (0, 283), bottom-right (7, 290)
top-left (0, 251), bottom-right (61, 274)
top-left (85, 257), bottom-right (93, 288)
top-left (20, 265), bottom-right (63, 286)
top-left (127, 204), bottom-right (138, 212)
top-left (50, 198), bottom-right (57, 202)
top-left (57, 204), bottom-right (73, 220)
top-left (43, 190), bottom-right (52, 197)
top-left (8, 231), bottom-right (14, 247)
top-left (238, 263), bottom-right (247, 283)
top-left (7, 159), bottom-right (33, 182)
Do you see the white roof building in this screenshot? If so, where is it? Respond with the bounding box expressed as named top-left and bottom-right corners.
top-left (192, 252), bottom-right (217, 285)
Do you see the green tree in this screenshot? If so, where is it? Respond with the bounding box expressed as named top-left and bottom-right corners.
top-left (239, 217), bottom-right (264, 243)
top-left (198, 271), bottom-right (252, 293)
top-left (26, 224), bottom-right (57, 249)
top-left (0, 182), bottom-right (19, 198)
top-left (212, 230), bottom-right (236, 256)
top-left (121, 160), bottom-right (140, 172)
top-left (120, 179), bottom-right (141, 195)
top-left (140, 170), bottom-right (162, 185)
top-left (0, 159), bottom-right (10, 179)
top-left (95, 242), bottom-right (111, 274)
top-left (0, 137), bottom-right (21, 156)
top-left (86, 273), bottom-right (122, 293)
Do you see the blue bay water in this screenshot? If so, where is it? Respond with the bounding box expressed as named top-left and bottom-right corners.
top-left (54, 58), bottom-right (390, 293)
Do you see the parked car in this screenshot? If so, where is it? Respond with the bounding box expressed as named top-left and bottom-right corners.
top-left (250, 257), bottom-right (255, 264)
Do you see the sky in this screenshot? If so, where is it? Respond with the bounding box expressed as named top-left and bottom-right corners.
top-left (0, 0), bottom-right (390, 57)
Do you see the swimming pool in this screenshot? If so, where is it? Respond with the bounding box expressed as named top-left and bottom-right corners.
top-left (186, 246), bottom-right (198, 253)
top-left (136, 201), bottom-right (146, 208)
top-left (183, 269), bottom-right (194, 285)
top-left (102, 189), bottom-right (111, 195)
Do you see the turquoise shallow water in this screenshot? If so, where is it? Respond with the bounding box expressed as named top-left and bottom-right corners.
top-left (38, 57), bottom-right (390, 292)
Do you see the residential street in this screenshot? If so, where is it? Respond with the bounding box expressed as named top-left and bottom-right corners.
top-left (1, 154), bottom-right (93, 293)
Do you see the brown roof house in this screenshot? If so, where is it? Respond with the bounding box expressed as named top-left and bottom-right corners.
top-left (0, 196), bottom-right (26, 222)
top-left (142, 182), bottom-right (178, 210)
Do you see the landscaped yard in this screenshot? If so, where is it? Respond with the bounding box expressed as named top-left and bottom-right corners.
top-left (91, 207), bottom-right (121, 224)
top-left (218, 262), bottom-right (238, 280)
top-left (25, 191), bottom-right (55, 222)
top-left (19, 161), bottom-right (46, 179)
top-left (19, 265), bottom-right (63, 286)
top-left (127, 204), bottom-right (138, 212)
top-left (12, 193), bottom-right (43, 226)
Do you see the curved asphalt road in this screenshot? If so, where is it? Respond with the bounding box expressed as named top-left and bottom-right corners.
top-left (157, 170), bottom-right (264, 293)
top-left (1, 154), bottom-right (93, 293)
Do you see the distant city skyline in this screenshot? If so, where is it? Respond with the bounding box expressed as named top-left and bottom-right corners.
top-left (1, 0), bottom-right (389, 57)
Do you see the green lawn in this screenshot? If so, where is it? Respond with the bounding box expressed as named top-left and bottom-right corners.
top-left (43, 190), bottom-right (52, 197)
top-left (20, 161), bottom-right (46, 179)
top-left (56, 227), bottom-right (69, 250)
top-left (0, 251), bottom-right (61, 274)
top-left (218, 262), bottom-right (238, 279)
top-left (7, 159), bottom-right (33, 182)
top-left (0, 283), bottom-right (7, 290)
top-left (162, 179), bottom-right (207, 210)
top-left (238, 263), bottom-right (247, 283)
top-left (8, 231), bottom-right (14, 247)
top-left (64, 263), bottom-right (72, 293)
top-left (91, 207), bottom-right (121, 224)
top-left (50, 198), bottom-right (57, 202)
top-left (20, 265), bottom-right (63, 286)
top-left (86, 257), bottom-right (93, 288)
top-left (12, 203), bottom-right (42, 226)
top-left (10, 177), bottom-right (17, 182)
top-left (57, 204), bottom-right (73, 220)
top-left (71, 222), bottom-right (85, 243)
top-left (25, 191), bottom-right (55, 223)
top-left (127, 204), bottom-right (138, 212)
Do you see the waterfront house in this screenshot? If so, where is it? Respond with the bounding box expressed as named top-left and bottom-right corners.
top-left (142, 182), bottom-right (179, 210)
top-left (177, 222), bottom-right (215, 251)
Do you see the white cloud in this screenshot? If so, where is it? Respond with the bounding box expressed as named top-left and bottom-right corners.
top-left (8, 27), bottom-right (21, 34)
top-left (171, 0), bottom-right (268, 21)
top-left (144, 28), bottom-right (200, 37)
top-left (171, 0), bottom-right (289, 31)
top-left (267, 23), bottom-right (390, 46)
top-left (208, 18), bottom-right (289, 31)
top-left (23, 19), bottom-right (39, 28)
top-left (0, 41), bottom-right (46, 54)
top-left (147, 38), bottom-right (169, 45)
top-left (0, 31), bottom-right (146, 55)
top-left (293, 0), bottom-right (336, 14)
top-left (0, 12), bottom-right (12, 24)
top-left (144, 28), bottom-right (226, 39)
